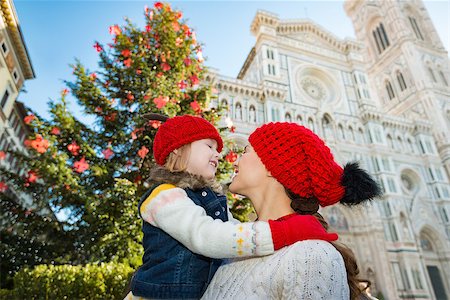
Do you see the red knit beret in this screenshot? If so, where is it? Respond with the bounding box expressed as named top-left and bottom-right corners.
top-left (248, 122), bottom-right (345, 207)
top-left (153, 115), bottom-right (223, 166)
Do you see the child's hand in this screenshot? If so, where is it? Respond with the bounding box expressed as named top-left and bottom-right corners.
top-left (268, 214), bottom-right (338, 250)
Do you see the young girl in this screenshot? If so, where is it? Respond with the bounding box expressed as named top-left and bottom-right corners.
top-left (138, 121), bottom-right (382, 299)
top-left (128, 115), bottom-right (337, 299)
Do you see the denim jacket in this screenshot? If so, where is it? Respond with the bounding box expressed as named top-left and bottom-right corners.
top-left (131, 167), bottom-right (228, 299)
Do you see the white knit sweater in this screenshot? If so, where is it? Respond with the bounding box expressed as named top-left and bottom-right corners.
top-left (201, 240), bottom-right (350, 300)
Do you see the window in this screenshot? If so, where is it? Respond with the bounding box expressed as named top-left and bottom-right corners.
top-left (381, 157), bottom-right (392, 172)
top-left (401, 267), bottom-right (411, 290)
top-left (234, 103), bottom-right (242, 120)
top-left (338, 125), bottom-right (345, 140)
top-left (387, 135), bottom-right (394, 148)
top-left (220, 99), bottom-right (228, 109)
top-left (296, 115), bottom-right (302, 124)
top-left (435, 168), bottom-right (444, 181)
top-left (1, 88), bottom-right (10, 109)
top-left (12, 69), bottom-right (19, 83)
top-left (308, 118), bottom-right (315, 132)
top-left (267, 64), bottom-right (275, 75)
top-left (271, 107), bottom-right (280, 122)
top-left (322, 116), bottom-right (333, 139)
top-left (363, 89), bottom-right (370, 98)
top-left (389, 222), bottom-right (399, 241)
top-left (442, 186), bottom-right (450, 199)
top-left (359, 74), bottom-right (367, 84)
top-left (397, 72), bottom-right (407, 91)
top-left (372, 23), bottom-right (390, 54)
top-left (348, 127), bottom-right (355, 141)
top-left (409, 17), bottom-right (424, 41)
top-left (440, 207), bottom-right (449, 223)
top-left (1, 40), bottom-right (8, 55)
top-left (356, 88), bottom-right (361, 100)
top-left (384, 201), bottom-right (392, 216)
top-left (220, 99), bottom-right (229, 117)
top-left (428, 67), bottom-right (437, 82)
top-left (356, 128), bottom-right (364, 144)
top-left (387, 177), bottom-right (398, 193)
top-left (285, 113), bottom-right (291, 122)
top-left (428, 168), bottom-right (435, 181)
top-left (386, 81), bottom-right (395, 100)
top-left (248, 105), bottom-right (256, 123)
top-left (372, 157), bottom-right (380, 172)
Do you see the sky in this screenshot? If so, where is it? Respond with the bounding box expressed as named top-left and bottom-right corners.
top-left (14, 0), bottom-right (450, 122)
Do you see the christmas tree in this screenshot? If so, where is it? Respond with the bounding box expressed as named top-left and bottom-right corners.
top-left (0, 2), bottom-right (252, 290)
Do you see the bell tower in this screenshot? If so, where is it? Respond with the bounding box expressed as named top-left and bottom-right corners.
top-left (345, 0), bottom-right (450, 177)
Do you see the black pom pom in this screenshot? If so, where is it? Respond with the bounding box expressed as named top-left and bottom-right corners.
top-left (142, 113), bottom-right (169, 123)
top-left (340, 162), bottom-right (382, 206)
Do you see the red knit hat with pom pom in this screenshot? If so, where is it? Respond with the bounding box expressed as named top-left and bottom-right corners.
top-left (153, 115), bottom-right (223, 166)
top-left (248, 122), bottom-right (345, 207)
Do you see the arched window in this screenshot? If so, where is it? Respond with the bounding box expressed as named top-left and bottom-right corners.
top-left (322, 116), bottom-right (333, 139)
top-left (372, 23), bottom-right (390, 54)
top-left (397, 71), bottom-right (407, 91)
top-left (387, 135), bottom-right (394, 148)
top-left (408, 16), bottom-right (424, 41)
top-left (285, 113), bottom-right (292, 122)
top-left (397, 136), bottom-right (404, 152)
top-left (348, 127), bottom-right (355, 142)
top-left (420, 235), bottom-right (433, 252)
top-left (235, 102), bottom-right (242, 120)
top-left (296, 115), bottom-right (302, 124)
top-left (248, 105), bottom-right (256, 123)
top-left (386, 80), bottom-right (395, 100)
top-left (338, 124), bottom-right (345, 140)
top-left (308, 118), bottom-right (315, 132)
top-left (220, 99), bottom-right (229, 117)
top-left (356, 128), bottom-right (365, 144)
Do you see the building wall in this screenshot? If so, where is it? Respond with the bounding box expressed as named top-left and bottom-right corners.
top-left (210, 1), bottom-right (450, 299)
top-left (0, 0), bottom-right (35, 211)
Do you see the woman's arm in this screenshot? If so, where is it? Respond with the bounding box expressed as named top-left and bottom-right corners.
top-left (141, 184), bottom-right (337, 259)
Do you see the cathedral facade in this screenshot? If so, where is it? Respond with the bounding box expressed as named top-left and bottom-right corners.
top-left (208, 0), bottom-right (450, 299)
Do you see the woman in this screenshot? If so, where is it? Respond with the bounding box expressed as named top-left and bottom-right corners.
top-left (145, 122), bottom-right (381, 299)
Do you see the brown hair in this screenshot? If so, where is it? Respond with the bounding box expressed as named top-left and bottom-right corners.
top-left (164, 143), bottom-right (191, 172)
top-left (286, 188), bottom-right (365, 300)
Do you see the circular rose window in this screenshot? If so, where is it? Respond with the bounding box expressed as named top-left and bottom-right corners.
top-left (300, 77), bottom-right (327, 101)
top-left (296, 66), bottom-right (339, 104)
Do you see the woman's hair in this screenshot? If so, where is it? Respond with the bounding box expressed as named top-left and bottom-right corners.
top-left (285, 188), bottom-right (366, 300)
top-left (164, 143), bottom-right (191, 172)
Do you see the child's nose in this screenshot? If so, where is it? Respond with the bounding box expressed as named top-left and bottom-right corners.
top-left (232, 156), bottom-right (240, 167)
